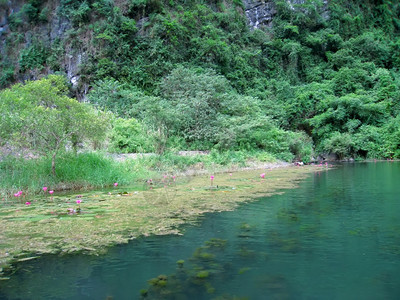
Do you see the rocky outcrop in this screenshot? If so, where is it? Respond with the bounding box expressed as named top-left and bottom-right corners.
top-left (243, 0), bottom-right (329, 29)
top-left (0, 0), bottom-right (91, 98)
top-left (243, 0), bottom-right (277, 29)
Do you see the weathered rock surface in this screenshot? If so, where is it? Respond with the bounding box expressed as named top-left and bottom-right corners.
top-left (243, 0), bottom-right (277, 28)
top-left (243, 0), bottom-right (329, 29)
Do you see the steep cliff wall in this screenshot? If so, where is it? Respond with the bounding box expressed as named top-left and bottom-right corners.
top-left (243, 0), bottom-right (276, 28)
top-left (0, 0), bottom-right (330, 97)
top-left (243, 0), bottom-right (328, 29)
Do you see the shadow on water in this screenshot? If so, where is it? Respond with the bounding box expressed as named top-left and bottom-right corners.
top-left (1, 162), bottom-right (400, 299)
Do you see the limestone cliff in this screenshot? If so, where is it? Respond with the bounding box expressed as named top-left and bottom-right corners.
top-left (0, 0), bottom-right (329, 98)
top-left (243, 0), bottom-right (328, 29)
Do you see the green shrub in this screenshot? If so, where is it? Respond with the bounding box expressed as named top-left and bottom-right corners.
top-left (321, 132), bottom-right (355, 160)
top-left (248, 128), bottom-right (294, 162)
top-left (109, 118), bottom-right (153, 153)
top-left (255, 152), bottom-right (277, 163)
top-left (382, 116), bottom-right (400, 158)
top-left (19, 44), bottom-right (49, 72)
top-left (208, 150), bottom-right (250, 166)
top-left (353, 125), bottom-right (384, 158)
top-left (0, 66), bottom-right (14, 88)
top-left (287, 131), bottom-right (314, 163)
top-left (8, 12), bottom-right (24, 30)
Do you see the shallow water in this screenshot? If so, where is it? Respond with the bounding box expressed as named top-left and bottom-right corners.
top-left (0, 162), bottom-right (399, 299)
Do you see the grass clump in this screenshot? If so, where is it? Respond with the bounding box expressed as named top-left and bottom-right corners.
top-left (0, 152), bottom-right (148, 199)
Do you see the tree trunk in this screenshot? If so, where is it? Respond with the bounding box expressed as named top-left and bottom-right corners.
top-left (51, 152), bottom-right (57, 177)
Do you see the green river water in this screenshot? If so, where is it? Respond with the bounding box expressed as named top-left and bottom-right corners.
top-left (0, 162), bottom-right (399, 299)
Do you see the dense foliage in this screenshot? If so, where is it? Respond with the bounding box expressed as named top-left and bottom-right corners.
top-left (1, 0), bottom-right (400, 159)
top-left (0, 75), bottom-right (110, 175)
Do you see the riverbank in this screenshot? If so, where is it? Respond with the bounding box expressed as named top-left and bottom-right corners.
top-left (0, 163), bottom-right (328, 279)
top-left (0, 150), bottom-right (288, 197)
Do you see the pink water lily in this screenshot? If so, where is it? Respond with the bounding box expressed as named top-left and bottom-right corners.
top-left (114, 182), bottom-right (118, 187)
top-left (43, 186), bottom-right (48, 192)
top-left (25, 201), bottom-right (31, 205)
top-left (260, 173), bottom-right (265, 179)
top-left (14, 191), bottom-right (23, 197)
top-left (210, 175), bottom-right (215, 186)
top-left (49, 190), bottom-right (54, 194)
top-left (76, 199), bottom-right (82, 204)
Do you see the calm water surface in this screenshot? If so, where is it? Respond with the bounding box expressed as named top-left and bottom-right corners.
top-left (0, 162), bottom-right (399, 299)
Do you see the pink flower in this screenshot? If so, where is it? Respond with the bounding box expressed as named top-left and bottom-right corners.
top-left (114, 182), bottom-right (118, 187)
top-left (260, 173), bottom-right (265, 179)
top-left (76, 200), bottom-right (81, 204)
top-left (210, 175), bottom-right (215, 186)
top-left (14, 192), bottom-right (20, 197)
top-left (43, 186), bottom-right (48, 192)
top-left (49, 190), bottom-right (54, 195)
top-left (25, 202), bottom-right (31, 205)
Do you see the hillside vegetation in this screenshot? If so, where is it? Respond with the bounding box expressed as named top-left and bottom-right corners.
top-left (1, 0), bottom-right (400, 164)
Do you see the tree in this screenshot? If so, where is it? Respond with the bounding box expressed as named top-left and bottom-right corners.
top-left (0, 75), bottom-right (110, 176)
top-left (159, 66), bottom-right (229, 145)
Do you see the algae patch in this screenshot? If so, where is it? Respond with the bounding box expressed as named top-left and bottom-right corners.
top-left (0, 165), bottom-right (327, 277)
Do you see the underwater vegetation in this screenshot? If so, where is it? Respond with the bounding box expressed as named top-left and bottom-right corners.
top-left (1, 166), bottom-right (325, 279)
top-left (142, 237), bottom-right (243, 299)
top-left (141, 230), bottom-right (296, 300)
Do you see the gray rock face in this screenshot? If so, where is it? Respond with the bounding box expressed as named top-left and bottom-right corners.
top-left (243, 0), bottom-right (277, 29)
top-left (243, 0), bottom-right (329, 29)
top-left (0, 0), bottom-right (88, 97)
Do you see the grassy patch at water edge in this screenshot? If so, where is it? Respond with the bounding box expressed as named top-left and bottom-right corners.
top-left (0, 165), bottom-right (329, 278)
top-left (0, 152), bottom-right (150, 200)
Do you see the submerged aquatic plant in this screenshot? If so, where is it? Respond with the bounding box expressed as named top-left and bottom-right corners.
top-left (196, 270), bottom-right (209, 279)
top-left (148, 275), bottom-right (168, 287)
top-left (205, 238), bottom-right (227, 249)
top-left (177, 259), bottom-right (185, 267)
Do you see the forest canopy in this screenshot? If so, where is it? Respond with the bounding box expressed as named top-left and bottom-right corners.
top-left (1, 0), bottom-right (400, 160)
